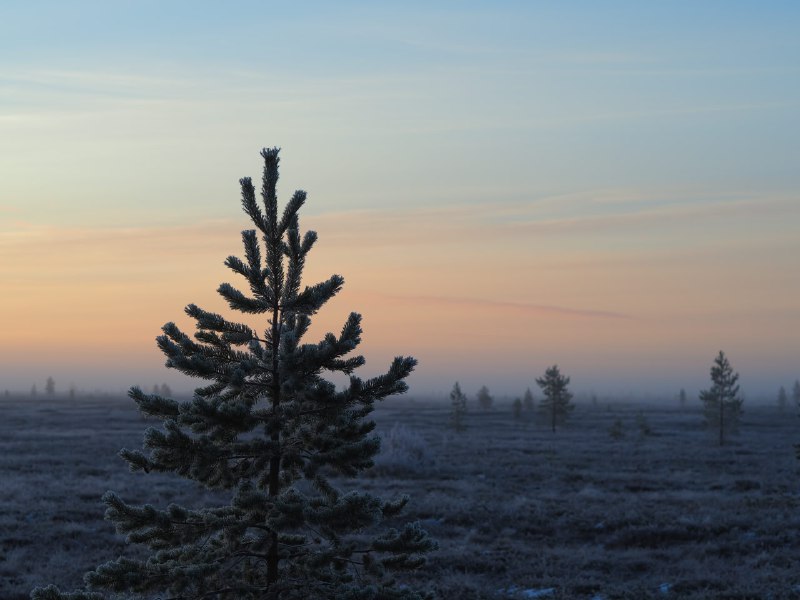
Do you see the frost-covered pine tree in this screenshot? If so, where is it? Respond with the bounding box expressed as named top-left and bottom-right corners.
top-left (476, 385), bottom-right (493, 411)
top-left (33, 147), bottom-right (435, 600)
top-left (699, 351), bottom-right (743, 446)
top-left (536, 365), bottom-right (574, 433)
top-left (449, 381), bottom-right (467, 432)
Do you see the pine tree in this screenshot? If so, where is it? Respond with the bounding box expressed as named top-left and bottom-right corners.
top-left (678, 388), bottom-right (687, 408)
top-left (777, 386), bottom-right (788, 412)
top-left (449, 381), bottom-right (467, 432)
top-left (476, 385), bottom-right (493, 411)
top-left (536, 365), bottom-right (574, 433)
top-left (33, 147), bottom-right (434, 600)
top-left (522, 388), bottom-right (534, 411)
top-left (608, 417), bottom-right (625, 440)
top-left (45, 376), bottom-right (55, 396)
top-left (699, 351), bottom-right (743, 446)
top-left (511, 397), bottom-right (523, 420)
top-left (793, 380), bottom-right (800, 409)
top-left (30, 384), bottom-right (37, 397)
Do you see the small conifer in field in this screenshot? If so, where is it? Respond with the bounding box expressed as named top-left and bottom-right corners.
top-left (778, 386), bottom-right (788, 412)
top-left (699, 350), bottom-right (743, 446)
top-left (536, 365), bottom-right (574, 433)
top-left (476, 385), bottom-right (493, 411)
top-left (512, 397), bottom-right (523, 420)
top-left (636, 411), bottom-right (653, 437)
top-left (608, 417), bottom-right (625, 440)
top-left (32, 147), bottom-right (434, 600)
top-left (522, 388), bottom-right (535, 411)
top-left (449, 381), bottom-right (467, 432)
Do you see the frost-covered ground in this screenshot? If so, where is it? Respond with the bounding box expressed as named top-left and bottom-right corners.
top-left (2, 395), bottom-right (800, 599)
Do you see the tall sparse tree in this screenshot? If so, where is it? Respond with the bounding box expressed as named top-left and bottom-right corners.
top-left (699, 351), bottom-right (743, 446)
top-left (778, 386), bottom-right (788, 412)
top-left (45, 377), bottom-right (55, 396)
top-left (476, 385), bottom-right (493, 411)
top-left (449, 381), bottom-right (467, 432)
top-left (33, 148), bottom-right (434, 600)
top-left (536, 365), bottom-right (574, 433)
top-left (522, 388), bottom-right (535, 411)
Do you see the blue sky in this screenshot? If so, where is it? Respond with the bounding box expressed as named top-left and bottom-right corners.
top-left (1, 2), bottom-right (799, 397)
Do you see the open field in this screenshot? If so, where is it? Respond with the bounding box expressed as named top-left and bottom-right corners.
top-left (2, 394), bottom-right (800, 599)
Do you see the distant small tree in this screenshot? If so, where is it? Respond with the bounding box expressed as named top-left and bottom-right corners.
top-left (679, 388), bottom-right (687, 408)
top-left (699, 351), bottom-right (743, 446)
top-left (523, 388), bottom-right (535, 411)
top-left (30, 384), bottom-right (37, 397)
top-left (45, 377), bottom-right (55, 396)
top-left (793, 380), bottom-right (800, 409)
top-left (609, 418), bottom-right (625, 440)
top-left (512, 397), bottom-right (523, 420)
top-left (160, 383), bottom-right (173, 397)
top-left (449, 381), bottom-right (467, 432)
top-left (536, 365), bottom-right (574, 433)
top-left (476, 385), bottom-right (493, 410)
top-left (636, 411), bottom-right (653, 437)
top-left (68, 385), bottom-right (76, 400)
top-left (778, 386), bottom-right (788, 412)
top-left (3, 389), bottom-right (9, 398)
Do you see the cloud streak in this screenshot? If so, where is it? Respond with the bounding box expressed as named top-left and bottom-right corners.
top-left (370, 293), bottom-right (631, 320)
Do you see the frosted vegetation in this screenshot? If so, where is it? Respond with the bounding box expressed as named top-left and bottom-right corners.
top-left (3, 394), bottom-right (800, 599)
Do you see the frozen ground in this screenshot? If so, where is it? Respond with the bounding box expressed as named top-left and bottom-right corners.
top-left (2, 394), bottom-right (800, 599)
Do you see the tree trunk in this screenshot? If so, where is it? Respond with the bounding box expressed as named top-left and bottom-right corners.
top-left (267, 305), bottom-right (282, 589)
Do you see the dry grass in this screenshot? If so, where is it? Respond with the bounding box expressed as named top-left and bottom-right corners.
top-left (2, 395), bottom-right (800, 599)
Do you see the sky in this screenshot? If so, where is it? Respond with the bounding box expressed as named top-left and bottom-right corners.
top-left (1, 1), bottom-right (799, 400)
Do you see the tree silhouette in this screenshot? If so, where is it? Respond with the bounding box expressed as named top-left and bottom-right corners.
top-left (522, 388), bottom-right (534, 411)
top-left (536, 365), bottom-right (574, 433)
top-left (778, 386), bottom-right (788, 412)
top-left (449, 381), bottom-right (467, 432)
top-left (476, 385), bottom-right (493, 411)
top-left (699, 351), bottom-right (743, 446)
top-left (33, 147), bottom-right (434, 600)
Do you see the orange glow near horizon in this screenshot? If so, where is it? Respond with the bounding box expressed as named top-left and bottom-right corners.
top-left (2, 191), bottom-right (798, 396)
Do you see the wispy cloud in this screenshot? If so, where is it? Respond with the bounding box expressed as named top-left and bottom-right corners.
top-left (310, 190), bottom-right (798, 245)
top-left (369, 293), bottom-right (630, 320)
